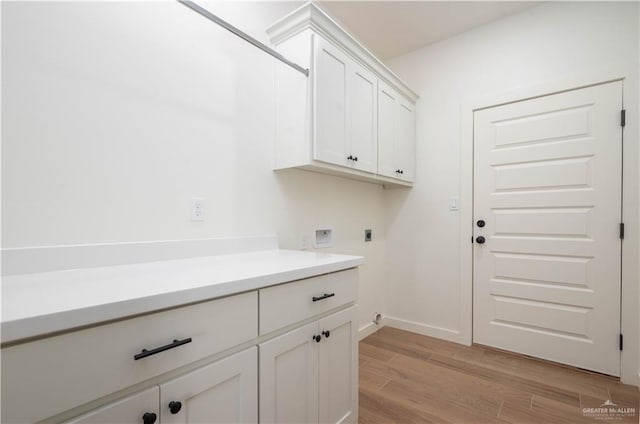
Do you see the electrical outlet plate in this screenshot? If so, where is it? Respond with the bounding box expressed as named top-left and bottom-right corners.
top-left (299, 233), bottom-right (310, 250)
top-left (191, 197), bottom-right (205, 221)
top-left (365, 229), bottom-right (372, 242)
top-left (314, 227), bottom-right (334, 248)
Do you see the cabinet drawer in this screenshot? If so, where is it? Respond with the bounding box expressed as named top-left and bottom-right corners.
top-left (1, 291), bottom-right (257, 424)
top-left (259, 268), bottom-right (357, 335)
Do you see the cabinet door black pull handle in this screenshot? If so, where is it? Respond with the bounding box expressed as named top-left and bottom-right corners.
top-left (142, 412), bottom-right (157, 424)
top-left (353, 156), bottom-right (358, 162)
top-left (168, 401), bottom-right (182, 414)
top-left (312, 293), bottom-right (335, 302)
top-left (347, 155), bottom-right (353, 161)
top-left (313, 334), bottom-right (322, 342)
top-left (322, 330), bottom-right (331, 338)
top-left (134, 338), bottom-right (192, 360)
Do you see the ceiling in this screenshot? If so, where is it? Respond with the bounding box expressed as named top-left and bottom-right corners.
top-left (317, 1), bottom-right (542, 59)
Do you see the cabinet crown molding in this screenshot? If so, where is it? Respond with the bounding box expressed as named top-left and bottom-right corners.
top-left (267, 1), bottom-right (419, 103)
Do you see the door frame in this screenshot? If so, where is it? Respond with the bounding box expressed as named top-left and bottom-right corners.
top-left (458, 62), bottom-right (639, 385)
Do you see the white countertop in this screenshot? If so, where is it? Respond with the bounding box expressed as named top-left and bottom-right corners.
top-left (1, 249), bottom-right (364, 344)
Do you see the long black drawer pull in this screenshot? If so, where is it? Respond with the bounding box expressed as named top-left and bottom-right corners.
top-left (312, 293), bottom-right (335, 302)
top-left (134, 338), bottom-right (192, 360)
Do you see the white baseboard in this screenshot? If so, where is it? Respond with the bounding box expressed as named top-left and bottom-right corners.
top-left (2, 236), bottom-right (278, 275)
top-left (383, 316), bottom-right (462, 344)
top-left (358, 322), bottom-right (382, 340)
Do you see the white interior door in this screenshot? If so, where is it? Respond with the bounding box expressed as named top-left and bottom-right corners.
top-left (473, 81), bottom-right (622, 376)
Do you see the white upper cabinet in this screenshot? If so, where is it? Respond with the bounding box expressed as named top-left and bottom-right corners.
top-left (348, 61), bottom-right (378, 173)
top-left (269, 3), bottom-right (417, 188)
top-left (313, 36), bottom-right (378, 173)
top-left (378, 82), bottom-right (415, 182)
top-left (313, 37), bottom-right (349, 167)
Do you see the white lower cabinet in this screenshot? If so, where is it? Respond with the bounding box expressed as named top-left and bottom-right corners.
top-left (160, 347), bottom-right (258, 424)
top-left (259, 306), bottom-right (357, 424)
top-left (318, 308), bottom-right (358, 424)
top-left (65, 387), bottom-right (159, 424)
top-left (4, 269), bottom-right (358, 424)
top-left (65, 347), bottom-right (258, 424)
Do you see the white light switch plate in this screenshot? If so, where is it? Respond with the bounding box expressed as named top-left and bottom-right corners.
top-left (449, 197), bottom-right (460, 211)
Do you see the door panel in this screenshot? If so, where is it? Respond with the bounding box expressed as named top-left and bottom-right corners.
top-left (348, 63), bottom-right (377, 173)
top-left (473, 81), bottom-right (622, 376)
top-left (160, 347), bottom-right (258, 424)
top-left (259, 322), bottom-right (319, 424)
top-left (377, 82), bottom-right (397, 178)
top-left (318, 307), bottom-right (357, 424)
top-left (64, 387), bottom-right (159, 424)
top-left (396, 100), bottom-right (415, 182)
top-left (314, 37), bottom-right (348, 166)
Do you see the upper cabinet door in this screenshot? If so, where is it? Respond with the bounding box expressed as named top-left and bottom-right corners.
top-left (377, 82), bottom-right (398, 179)
top-left (348, 62), bottom-right (377, 173)
top-left (313, 36), bottom-right (349, 167)
top-left (396, 100), bottom-right (416, 182)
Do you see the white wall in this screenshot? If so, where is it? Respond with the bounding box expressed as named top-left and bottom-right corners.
top-left (384, 1), bottom-right (639, 383)
top-left (1, 1), bottom-right (386, 332)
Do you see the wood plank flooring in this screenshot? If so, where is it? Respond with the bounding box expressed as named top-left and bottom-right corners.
top-left (359, 327), bottom-right (639, 423)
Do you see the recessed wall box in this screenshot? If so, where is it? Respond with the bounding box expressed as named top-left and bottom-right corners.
top-left (314, 228), bottom-right (334, 248)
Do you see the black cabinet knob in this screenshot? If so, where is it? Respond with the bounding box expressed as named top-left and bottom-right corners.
top-left (476, 236), bottom-right (486, 244)
top-left (400, 170), bottom-right (404, 174)
top-left (477, 220), bottom-right (485, 228)
top-left (313, 334), bottom-right (322, 343)
top-left (142, 412), bottom-right (157, 424)
top-left (168, 401), bottom-right (182, 414)
top-left (353, 156), bottom-right (358, 162)
top-left (322, 330), bottom-right (331, 338)
top-left (347, 155), bottom-right (353, 161)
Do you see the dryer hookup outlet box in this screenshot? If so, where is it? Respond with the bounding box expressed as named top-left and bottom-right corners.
top-left (314, 228), bottom-right (334, 248)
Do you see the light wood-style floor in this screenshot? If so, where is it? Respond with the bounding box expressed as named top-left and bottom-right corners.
top-left (359, 327), bottom-right (639, 423)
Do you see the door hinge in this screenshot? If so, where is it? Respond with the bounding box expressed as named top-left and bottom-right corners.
top-left (619, 334), bottom-right (623, 351)
top-left (621, 109), bottom-right (626, 127)
top-left (620, 223), bottom-right (625, 239)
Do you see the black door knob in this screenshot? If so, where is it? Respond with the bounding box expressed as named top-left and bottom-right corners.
top-left (142, 412), bottom-right (157, 424)
top-left (322, 330), bottom-right (331, 338)
top-left (313, 334), bottom-right (322, 343)
top-left (168, 401), bottom-right (182, 414)
top-left (476, 236), bottom-right (486, 244)
top-left (477, 220), bottom-right (486, 228)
